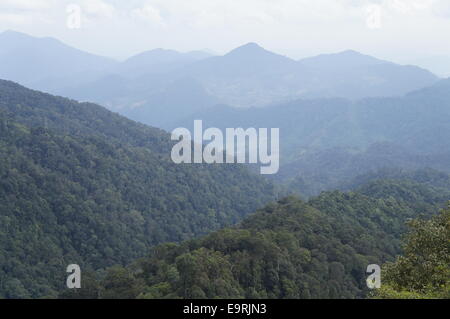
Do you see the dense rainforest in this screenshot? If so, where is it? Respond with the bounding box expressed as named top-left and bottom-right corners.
top-left (0, 80), bottom-right (448, 299)
top-left (275, 145), bottom-right (450, 197)
top-left (374, 204), bottom-right (449, 299)
top-left (0, 80), bottom-right (278, 298)
top-left (60, 178), bottom-right (449, 299)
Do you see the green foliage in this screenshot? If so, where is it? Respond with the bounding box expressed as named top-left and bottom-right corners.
top-left (89, 184), bottom-right (447, 299)
top-left (1, 80), bottom-right (448, 300)
top-left (375, 203), bottom-right (450, 299)
top-left (0, 81), bottom-right (278, 298)
top-left (278, 150), bottom-right (450, 198)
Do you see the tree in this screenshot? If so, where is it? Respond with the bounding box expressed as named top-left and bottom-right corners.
top-left (375, 203), bottom-right (450, 299)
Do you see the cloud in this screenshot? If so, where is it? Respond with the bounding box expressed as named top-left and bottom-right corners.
top-left (432, 0), bottom-right (450, 18)
top-left (1, 0), bottom-right (449, 61)
top-left (0, 13), bottom-right (30, 25)
top-left (0, 0), bottom-right (53, 11)
top-left (131, 4), bottom-right (165, 26)
top-left (80, 0), bottom-right (116, 18)
top-left (338, 0), bottom-right (434, 13)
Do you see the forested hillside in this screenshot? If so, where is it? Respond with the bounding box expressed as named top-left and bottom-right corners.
top-left (281, 154), bottom-right (450, 198)
top-left (0, 81), bottom-right (278, 298)
top-left (176, 79), bottom-right (450, 197)
top-left (61, 180), bottom-right (449, 299)
top-left (178, 79), bottom-right (450, 157)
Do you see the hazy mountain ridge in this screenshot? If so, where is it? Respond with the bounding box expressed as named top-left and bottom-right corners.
top-left (176, 79), bottom-right (450, 196)
top-left (0, 31), bottom-right (440, 131)
top-left (115, 48), bottom-right (213, 77)
top-left (179, 77), bottom-right (450, 155)
top-left (0, 30), bottom-right (116, 92)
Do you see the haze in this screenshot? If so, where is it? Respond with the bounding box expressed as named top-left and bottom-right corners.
top-left (1, 0), bottom-right (450, 75)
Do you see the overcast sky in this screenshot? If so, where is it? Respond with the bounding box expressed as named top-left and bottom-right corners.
top-left (1, 0), bottom-right (450, 68)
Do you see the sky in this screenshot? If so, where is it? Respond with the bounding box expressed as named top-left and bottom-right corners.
top-left (1, 0), bottom-right (450, 74)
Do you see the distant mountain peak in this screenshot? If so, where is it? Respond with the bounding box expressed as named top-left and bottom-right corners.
top-left (141, 48), bottom-right (181, 55)
top-left (1, 29), bottom-right (25, 35)
top-left (226, 42), bottom-right (267, 55)
top-left (241, 42), bottom-right (262, 49)
top-left (299, 49), bottom-right (388, 69)
top-left (0, 29), bottom-right (33, 40)
top-left (224, 42), bottom-right (295, 65)
top-left (335, 49), bottom-right (385, 61)
top-left (336, 49), bottom-right (365, 56)
top-left (149, 48), bottom-right (179, 53)
top-left (125, 48), bottom-right (212, 62)
top-left (0, 29), bottom-right (65, 47)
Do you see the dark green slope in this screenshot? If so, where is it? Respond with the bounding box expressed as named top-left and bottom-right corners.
top-left (0, 80), bottom-right (170, 152)
top-left (0, 81), bottom-right (278, 298)
top-left (345, 167), bottom-right (450, 192)
top-left (275, 146), bottom-right (450, 197)
top-left (73, 179), bottom-right (448, 299)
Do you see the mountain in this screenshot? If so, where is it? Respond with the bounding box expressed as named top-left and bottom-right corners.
top-left (53, 48), bottom-right (217, 127)
top-left (122, 77), bottom-right (219, 130)
top-left (408, 55), bottom-right (450, 77)
top-left (0, 30), bottom-right (117, 92)
top-left (117, 49), bottom-right (213, 76)
top-left (297, 50), bottom-right (439, 99)
top-left (58, 74), bottom-right (219, 130)
top-left (185, 43), bottom-right (298, 77)
top-left (345, 168), bottom-right (450, 193)
top-left (407, 77), bottom-right (450, 99)
top-left (275, 145), bottom-right (450, 197)
top-left (170, 43), bottom-right (308, 107)
top-left (112, 46), bottom-right (439, 126)
top-left (0, 30), bottom-right (215, 118)
top-left (179, 77), bottom-right (450, 156)
top-left (169, 45), bottom-right (438, 107)
top-left (299, 50), bottom-right (386, 70)
top-left (177, 79), bottom-right (450, 196)
top-left (63, 179), bottom-right (449, 299)
top-left (0, 80), bottom-right (279, 298)
top-left (61, 42), bottom-right (305, 112)
top-left (0, 32), bottom-right (440, 129)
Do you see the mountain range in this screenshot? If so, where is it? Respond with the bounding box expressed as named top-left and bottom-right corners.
top-left (178, 77), bottom-right (450, 155)
top-left (174, 78), bottom-right (450, 196)
top-left (0, 30), bottom-right (449, 299)
top-left (0, 30), bottom-right (115, 92)
top-left (0, 31), bottom-right (441, 131)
